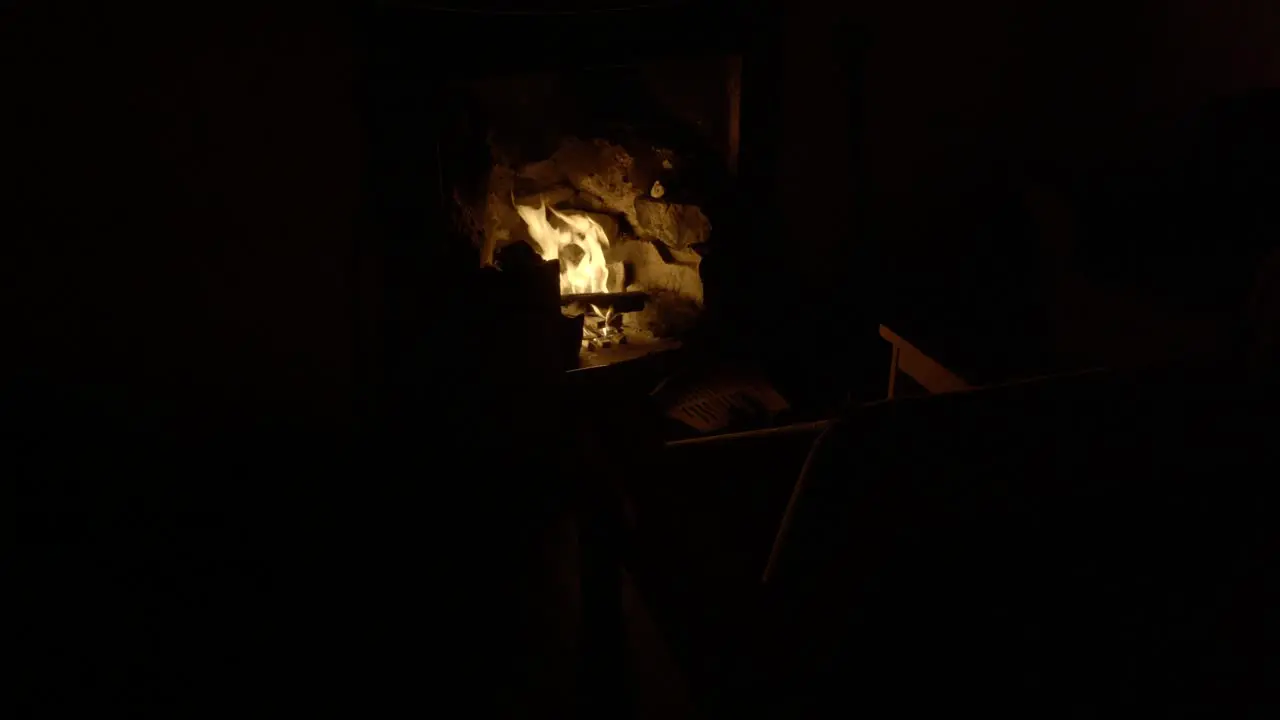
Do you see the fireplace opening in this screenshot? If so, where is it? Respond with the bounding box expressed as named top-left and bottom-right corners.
top-left (366, 2), bottom-right (846, 427)
top-left (441, 56), bottom-right (738, 368)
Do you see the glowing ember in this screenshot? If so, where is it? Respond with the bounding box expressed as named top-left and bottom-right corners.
top-left (582, 303), bottom-right (626, 350)
top-left (516, 200), bottom-right (612, 295)
top-left (590, 304), bottom-right (613, 336)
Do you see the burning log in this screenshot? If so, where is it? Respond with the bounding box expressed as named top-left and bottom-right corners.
top-left (633, 196), bottom-right (712, 250)
top-left (515, 158), bottom-right (564, 190)
top-left (560, 290), bottom-right (648, 314)
top-left (513, 185), bottom-right (575, 209)
top-left (552, 138), bottom-right (641, 226)
top-left (611, 239), bottom-right (703, 303)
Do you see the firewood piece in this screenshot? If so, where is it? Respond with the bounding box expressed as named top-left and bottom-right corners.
top-left (516, 158), bottom-right (566, 188)
top-left (612, 239), bottom-right (704, 305)
top-left (633, 196), bottom-right (712, 249)
top-left (552, 138), bottom-right (642, 227)
top-left (513, 185), bottom-right (575, 209)
top-left (560, 291), bottom-right (648, 314)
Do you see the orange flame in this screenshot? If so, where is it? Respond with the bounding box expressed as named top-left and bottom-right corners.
top-left (516, 200), bottom-right (612, 295)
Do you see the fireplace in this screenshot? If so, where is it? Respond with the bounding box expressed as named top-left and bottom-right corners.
top-left (364, 1), bottom-right (779, 368)
top-left (442, 53), bottom-right (739, 366)
top-left (364, 1), bottom-right (883, 424)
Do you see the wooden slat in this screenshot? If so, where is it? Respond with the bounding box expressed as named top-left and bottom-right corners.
top-left (880, 324), bottom-right (972, 396)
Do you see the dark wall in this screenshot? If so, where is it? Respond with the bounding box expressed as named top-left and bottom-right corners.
top-left (776, 0), bottom-right (1280, 374)
top-left (6, 4), bottom-right (364, 431)
top-left (855, 0), bottom-right (1280, 246)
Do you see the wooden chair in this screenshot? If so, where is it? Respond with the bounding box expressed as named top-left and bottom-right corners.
top-left (753, 367), bottom-right (1272, 716)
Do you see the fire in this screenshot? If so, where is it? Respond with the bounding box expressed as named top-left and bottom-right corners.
top-left (590, 304), bottom-right (613, 337)
top-left (516, 200), bottom-right (612, 295)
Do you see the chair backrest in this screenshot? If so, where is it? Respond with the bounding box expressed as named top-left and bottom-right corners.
top-left (757, 367), bottom-right (1272, 716)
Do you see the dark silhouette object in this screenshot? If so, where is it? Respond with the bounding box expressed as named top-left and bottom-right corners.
top-left (756, 368), bottom-right (1274, 717)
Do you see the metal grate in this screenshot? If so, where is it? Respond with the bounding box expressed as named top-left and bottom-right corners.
top-left (661, 374), bottom-right (790, 434)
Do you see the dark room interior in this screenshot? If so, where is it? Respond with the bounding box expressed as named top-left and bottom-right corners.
top-left (9, 1), bottom-right (1278, 716)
